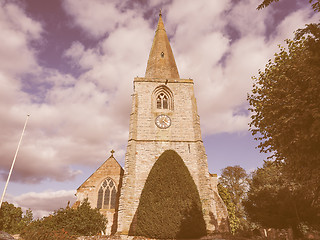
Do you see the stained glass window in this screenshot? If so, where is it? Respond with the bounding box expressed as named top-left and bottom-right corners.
top-left (103, 180), bottom-right (108, 187)
top-left (97, 187), bottom-right (103, 209)
top-left (96, 178), bottom-right (117, 209)
top-left (110, 188), bottom-right (117, 209)
top-left (104, 188), bottom-right (110, 208)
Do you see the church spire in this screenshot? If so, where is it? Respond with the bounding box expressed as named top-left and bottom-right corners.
top-left (145, 12), bottom-right (180, 79)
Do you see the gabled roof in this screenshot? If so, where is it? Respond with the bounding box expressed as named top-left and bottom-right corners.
top-left (145, 12), bottom-right (180, 79)
top-left (77, 151), bottom-right (123, 190)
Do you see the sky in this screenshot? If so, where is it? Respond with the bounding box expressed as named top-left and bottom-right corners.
top-left (0, 0), bottom-right (318, 218)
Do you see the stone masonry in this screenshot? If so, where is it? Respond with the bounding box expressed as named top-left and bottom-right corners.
top-left (74, 153), bottom-right (124, 235)
top-left (75, 12), bottom-right (229, 237)
top-left (116, 13), bottom-right (228, 234)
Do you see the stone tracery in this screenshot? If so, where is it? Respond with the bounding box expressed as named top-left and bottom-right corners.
top-left (97, 178), bottom-right (117, 209)
top-left (153, 85), bottom-right (174, 110)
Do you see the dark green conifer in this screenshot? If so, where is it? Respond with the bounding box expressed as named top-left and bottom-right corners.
top-left (129, 150), bottom-right (206, 238)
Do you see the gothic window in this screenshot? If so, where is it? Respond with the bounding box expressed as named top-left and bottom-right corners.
top-left (157, 93), bottom-right (169, 109)
top-left (97, 178), bottom-right (117, 209)
top-left (157, 95), bottom-right (162, 109)
top-left (153, 85), bottom-right (173, 110)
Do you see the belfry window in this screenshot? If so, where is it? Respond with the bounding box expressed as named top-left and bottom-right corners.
top-left (153, 85), bottom-right (174, 110)
top-left (97, 178), bottom-right (117, 210)
top-left (157, 93), bottom-right (169, 109)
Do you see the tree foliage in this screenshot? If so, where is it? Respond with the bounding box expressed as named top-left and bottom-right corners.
top-left (219, 166), bottom-right (249, 232)
top-left (21, 199), bottom-right (106, 240)
top-left (248, 23), bottom-right (320, 209)
top-left (217, 183), bottom-right (239, 234)
top-left (21, 223), bottom-right (76, 240)
top-left (257, 0), bottom-right (320, 12)
top-left (244, 161), bottom-right (320, 236)
top-left (0, 202), bottom-right (32, 234)
top-left (129, 150), bottom-right (206, 239)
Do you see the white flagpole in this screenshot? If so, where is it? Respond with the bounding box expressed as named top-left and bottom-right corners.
top-left (0, 114), bottom-right (30, 209)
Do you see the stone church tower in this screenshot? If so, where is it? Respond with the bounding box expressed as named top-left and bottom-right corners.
top-left (74, 13), bottom-right (228, 236)
top-left (117, 13), bottom-right (228, 234)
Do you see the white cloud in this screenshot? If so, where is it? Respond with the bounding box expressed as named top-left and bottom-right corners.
top-left (0, 2), bottom-right (42, 76)
top-left (0, 72), bottom-right (128, 183)
top-left (3, 3), bottom-right (42, 38)
top-left (62, 0), bottom-right (140, 39)
top-left (163, 0), bottom-right (316, 135)
top-left (0, 0), bottom-right (317, 189)
top-left (225, 0), bottom-right (270, 38)
top-left (166, 0), bottom-right (231, 33)
top-left (272, 8), bottom-right (319, 42)
top-left (5, 190), bottom-right (76, 219)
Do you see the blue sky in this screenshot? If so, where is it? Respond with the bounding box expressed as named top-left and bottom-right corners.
top-left (0, 0), bottom-right (318, 217)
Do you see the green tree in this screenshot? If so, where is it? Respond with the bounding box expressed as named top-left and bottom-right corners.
top-left (219, 166), bottom-right (249, 232)
top-left (22, 208), bottom-right (33, 226)
top-left (129, 150), bottom-right (206, 239)
top-left (248, 23), bottom-right (320, 210)
top-left (217, 183), bottom-right (240, 234)
top-left (21, 199), bottom-right (107, 240)
top-left (257, 0), bottom-right (320, 12)
top-left (0, 201), bottom-right (29, 234)
top-left (244, 161), bottom-right (320, 237)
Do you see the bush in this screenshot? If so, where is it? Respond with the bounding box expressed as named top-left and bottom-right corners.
top-left (217, 183), bottom-right (240, 234)
top-left (21, 222), bottom-right (76, 240)
top-left (0, 202), bottom-right (32, 234)
top-left (129, 150), bottom-right (206, 239)
top-left (21, 199), bottom-right (106, 240)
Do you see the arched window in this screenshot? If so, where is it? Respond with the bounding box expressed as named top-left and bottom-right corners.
top-left (97, 178), bottom-right (117, 209)
top-left (153, 85), bottom-right (173, 110)
top-left (157, 93), bottom-right (169, 109)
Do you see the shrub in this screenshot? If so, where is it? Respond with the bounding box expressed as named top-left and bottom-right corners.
top-left (129, 150), bottom-right (207, 238)
top-left (21, 199), bottom-right (106, 240)
top-left (21, 222), bottom-right (76, 240)
top-left (217, 183), bottom-right (240, 234)
top-left (0, 201), bottom-right (32, 234)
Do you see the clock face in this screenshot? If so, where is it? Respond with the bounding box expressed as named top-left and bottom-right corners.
top-left (155, 114), bottom-right (171, 129)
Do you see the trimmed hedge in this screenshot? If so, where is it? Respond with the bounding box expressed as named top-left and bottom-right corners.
top-left (129, 150), bottom-right (206, 238)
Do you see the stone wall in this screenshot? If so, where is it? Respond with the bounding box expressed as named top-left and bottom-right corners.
top-left (117, 77), bottom-right (225, 234)
top-left (75, 155), bottom-right (124, 235)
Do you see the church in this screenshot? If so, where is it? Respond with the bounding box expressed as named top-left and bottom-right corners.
top-left (74, 13), bottom-right (229, 236)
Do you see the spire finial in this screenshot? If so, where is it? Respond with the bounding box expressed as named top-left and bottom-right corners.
top-left (110, 149), bottom-right (115, 157)
top-left (145, 9), bottom-right (180, 79)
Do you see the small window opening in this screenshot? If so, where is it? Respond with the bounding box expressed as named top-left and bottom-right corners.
top-left (157, 96), bottom-right (162, 108)
top-left (161, 52), bottom-right (164, 58)
top-left (157, 93), bottom-right (168, 109)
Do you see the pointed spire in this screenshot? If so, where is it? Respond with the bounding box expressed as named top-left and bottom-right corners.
top-left (145, 12), bottom-right (179, 79)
